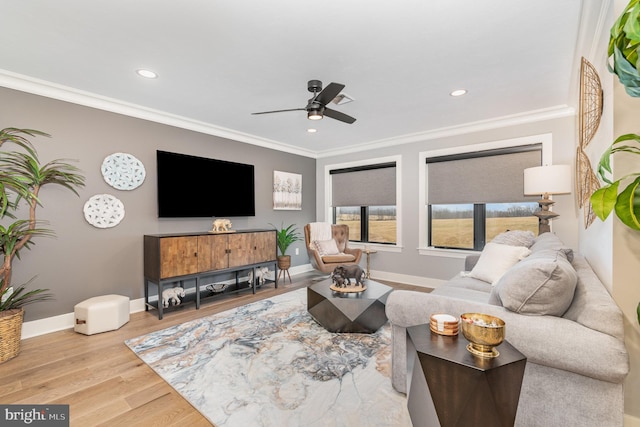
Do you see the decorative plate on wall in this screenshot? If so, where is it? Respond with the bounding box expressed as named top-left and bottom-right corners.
top-left (83, 194), bottom-right (125, 228)
top-left (576, 57), bottom-right (603, 228)
top-left (579, 57), bottom-right (603, 148)
top-left (101, 152), bottom-right (146, 190)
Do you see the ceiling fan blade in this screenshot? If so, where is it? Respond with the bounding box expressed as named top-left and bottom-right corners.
top-left (315, 82), bottom-right (345, 105)
top-left (252, 108), bottom-right (305, 115)
top-left (323, 107), bottom-right (356, 124)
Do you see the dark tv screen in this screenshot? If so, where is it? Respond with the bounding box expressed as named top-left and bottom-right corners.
top-left (156, 150), bottom-right (255, 218)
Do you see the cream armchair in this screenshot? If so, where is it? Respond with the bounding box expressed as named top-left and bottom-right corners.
top-left (304, 223), bottom-right (362, 274)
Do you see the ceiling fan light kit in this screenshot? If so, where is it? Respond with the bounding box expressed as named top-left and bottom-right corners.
top-left (252, 80), bottom-right (356, 124)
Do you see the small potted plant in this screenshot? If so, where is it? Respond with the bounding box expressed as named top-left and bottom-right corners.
top-left (0, 128), bottom-right (84, 363)
top-left (270, 223), bottom-right (301, 271)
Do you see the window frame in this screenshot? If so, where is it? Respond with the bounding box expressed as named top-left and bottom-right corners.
top-left (324, 155), bottom-right (402, 252)
top-left (419, 134), bottom-right (552, 257)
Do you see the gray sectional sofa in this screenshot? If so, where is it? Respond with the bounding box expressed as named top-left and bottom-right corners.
top-left (386, 232), bottom-right (629, 426)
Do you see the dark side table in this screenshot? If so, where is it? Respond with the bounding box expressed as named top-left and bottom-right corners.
top-left (406, 325), bottom-right (526, 427)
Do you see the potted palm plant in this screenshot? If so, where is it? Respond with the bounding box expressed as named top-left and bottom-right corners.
top-left (0, 127), bottom-right (85, 363)
top-left (270, 223), bottom-right (301, 271)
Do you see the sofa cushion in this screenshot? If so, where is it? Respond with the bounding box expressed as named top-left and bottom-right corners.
top-left (464, 242), bottom-right (531, 285)
top-left (530, 232), bottom-right (574, 262)
top-left (492, 249), bottom-right (578, 316)
top-left (491, 230), bottom-right (535, 247)
top-left (314, 239), bottom-right (340, 256)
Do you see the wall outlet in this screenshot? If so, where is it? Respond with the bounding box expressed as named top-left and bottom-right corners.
top-left (295, 248), bottom-right (299, 255)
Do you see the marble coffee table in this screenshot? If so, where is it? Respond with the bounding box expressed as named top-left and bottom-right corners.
top-left (307, 278), bottom-right (392, 333)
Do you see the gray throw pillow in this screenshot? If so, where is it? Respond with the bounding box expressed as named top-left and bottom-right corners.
top-left (494, 249), bottom-right (578, 316)
top-left (530, 232), bottom-right (574, 262)
top-left (491, 230), bottom-right (535, 247)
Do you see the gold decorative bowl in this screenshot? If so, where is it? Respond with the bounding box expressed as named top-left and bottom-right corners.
top-left (460, 313), bottom-right (505, 358)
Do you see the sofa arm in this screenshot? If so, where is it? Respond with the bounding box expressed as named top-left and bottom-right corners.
top-left (386, 290), bottom-right (629, 384)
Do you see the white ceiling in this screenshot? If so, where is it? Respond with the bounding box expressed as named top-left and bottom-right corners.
top-left (0, 1), bottom-right (598, 158)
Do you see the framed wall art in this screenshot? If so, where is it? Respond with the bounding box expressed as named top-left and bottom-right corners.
top-left (273, 170), bottom-right (302, 210)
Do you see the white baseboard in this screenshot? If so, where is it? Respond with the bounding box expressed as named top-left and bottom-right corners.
top-left (626, 413), bottom-right (640, 427)
top-left (21, 264), bottom-right (315, 339)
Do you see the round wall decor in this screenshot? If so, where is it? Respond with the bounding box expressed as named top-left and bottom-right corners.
top-left (101, 152), bottom-right (146, 190)
top-left (83, 194), bottom-right (125, 228)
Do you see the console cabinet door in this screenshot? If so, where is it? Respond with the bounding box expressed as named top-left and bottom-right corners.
top-left (160, 236), bottom-right (198, 278)
top-left (252, 231), bottom-right (276, 264)
top-left (197, 234), bottom-right (229, 271)
top-left (228, 233), bottom-right (252, 268)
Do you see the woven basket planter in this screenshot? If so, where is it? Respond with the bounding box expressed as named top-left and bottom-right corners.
top-left (277, 255), bottom-right (291, 271)
top-left (0, 308), bottom-right (24, 363)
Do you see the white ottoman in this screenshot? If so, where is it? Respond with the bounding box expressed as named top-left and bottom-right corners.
top-left (74, 294), bottom-right (130, 335)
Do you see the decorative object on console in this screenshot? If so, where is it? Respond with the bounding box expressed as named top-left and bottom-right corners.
top-left (206, 283), bottom-right (227, 294)
top-left (273, 170), bottom-right (302, 210)
top-left (101, 152), bottom-right (146, 190)
top-left (210, 218), bottom-right (233, 233)
top-left (460, 312), bottom-right (505, 358)
top-left (524, 164), bottom-right (572, 233)
top-left (162, 287), bottom-right (185, 308)
top-left (83, 194), bottom-right (125, 228)
top-left (248, 267), bottom-right (270, 286)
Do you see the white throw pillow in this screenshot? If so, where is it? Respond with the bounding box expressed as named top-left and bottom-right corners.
top-left (314, 239), bottom-right (340, 256)
top-left (466, 242), bottom-right (531, 285)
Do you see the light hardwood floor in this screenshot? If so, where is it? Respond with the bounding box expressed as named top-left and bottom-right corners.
top-left (0, 274), bottom-right (429, 426)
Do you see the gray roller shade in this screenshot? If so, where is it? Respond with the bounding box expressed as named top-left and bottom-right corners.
top-left (331, 163), bottom-right (396, 207)
top-left (427, 145), bottom-right (541, 204)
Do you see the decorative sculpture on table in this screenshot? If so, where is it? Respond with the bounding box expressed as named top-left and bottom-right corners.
top-left (162, 287), bottom-right (185, 307)
top-left (330, 265), bottom-right (366, 292)
top-left (211, 218), bottom-right (233, 233)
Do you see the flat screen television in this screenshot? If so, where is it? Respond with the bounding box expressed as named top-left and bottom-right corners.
top-left (156, 150), bottom-right (255, 218)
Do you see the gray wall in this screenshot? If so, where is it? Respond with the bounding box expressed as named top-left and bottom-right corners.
top-left (316, 115), bottom-right (578, 282)
top-left (0, 87), bottom-right (316, 321)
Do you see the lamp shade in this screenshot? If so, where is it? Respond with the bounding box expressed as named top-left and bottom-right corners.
top-left (523, 165), bottom-right (572, 196)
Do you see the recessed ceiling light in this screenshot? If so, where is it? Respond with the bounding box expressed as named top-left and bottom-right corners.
top-left (450, 89), bottom-right (467, 97)
top-left (136, 69), bottom-right (158, 79)
top-left (307, 128), bottom-right (317, 133)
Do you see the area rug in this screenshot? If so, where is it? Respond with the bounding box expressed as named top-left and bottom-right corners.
top-left (125, 288), bottom-right (411, 427)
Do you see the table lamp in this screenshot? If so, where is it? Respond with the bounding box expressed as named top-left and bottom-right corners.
top-left (524, 165), bottom-right (572, 234)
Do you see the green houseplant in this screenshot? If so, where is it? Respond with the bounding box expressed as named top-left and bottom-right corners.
top-left (270, 223), bottom-right (301, 270)
top-left (596, 0), bottom-right (640, 325)
top-left (609, 0), bottom-right (640, 97)
top-left (590, 133), bottom-right (640, 231)
top-left (0, 127), bottom-right (85, 362)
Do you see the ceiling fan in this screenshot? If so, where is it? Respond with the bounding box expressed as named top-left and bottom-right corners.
top-left (251, 80), bottom-right (356, 124)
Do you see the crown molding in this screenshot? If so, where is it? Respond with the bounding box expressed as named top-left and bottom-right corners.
top-left (315, 105), bottom-right (575, 158)
top-left (0, 69), bottom-right (317, 158)
top-left (1, 69), bottom-right (576, 161)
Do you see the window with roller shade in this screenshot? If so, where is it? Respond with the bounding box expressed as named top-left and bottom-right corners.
top-left (331, 162), bottom-right (397, 244)
top-left (426, 144), bottom-right (541, 251)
